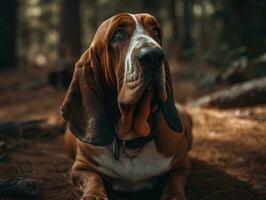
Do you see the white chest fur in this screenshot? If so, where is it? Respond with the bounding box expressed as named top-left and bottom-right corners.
top-left (93, 141), bottom-right (172, 191)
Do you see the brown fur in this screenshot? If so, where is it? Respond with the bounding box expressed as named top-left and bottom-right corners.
top-left (62, 13), bottom-right (192, 200)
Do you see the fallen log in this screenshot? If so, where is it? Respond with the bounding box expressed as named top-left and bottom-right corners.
top-left (0, 177), bottom-right (42, 199)
top-left (0, 119), bottom-right (66, 138)
top-left (0, 119), bottom-right (45, 135)
top-left (48, 61), bottom-right (74, 89)
top-left (189, 77), bottom-right (266, 108)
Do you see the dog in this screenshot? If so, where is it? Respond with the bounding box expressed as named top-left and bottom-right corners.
top-left (61, 13), bottom-right (192, 200)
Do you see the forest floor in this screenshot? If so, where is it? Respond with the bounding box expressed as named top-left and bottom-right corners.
top-left (0, 65), bottom-right (265, 200)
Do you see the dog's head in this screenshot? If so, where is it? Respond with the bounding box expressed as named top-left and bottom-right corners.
top-left (61, 13), bottom-right (183, 146)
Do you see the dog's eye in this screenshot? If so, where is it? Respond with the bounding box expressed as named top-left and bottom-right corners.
top-left (111, 29), bottom-right (126, 43)
top-left (153, 28), bottom-right (160, 38)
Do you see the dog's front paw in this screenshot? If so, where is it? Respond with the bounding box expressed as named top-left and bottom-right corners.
top-left (161, 192), bottom-right (186, 200)
top-left (81, 194), bottom-right (108, 200)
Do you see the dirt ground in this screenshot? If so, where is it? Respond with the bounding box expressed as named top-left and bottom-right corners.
top-left (0, 68), bottom-right (265, 200)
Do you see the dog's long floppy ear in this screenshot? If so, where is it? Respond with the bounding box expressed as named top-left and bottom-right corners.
top-left (60, 49), bottom-right (115, 146)
top-left (160, 61), bottom-right (183, 133)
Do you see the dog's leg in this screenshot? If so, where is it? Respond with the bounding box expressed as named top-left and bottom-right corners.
top-left (71, 164), bottom-right (108, 200)
top-left (64, 128), bottom-right (77, 159)
top-left (161, 157), bottom-right (190, 200)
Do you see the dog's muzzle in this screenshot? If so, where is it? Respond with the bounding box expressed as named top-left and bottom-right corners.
top-left (137, 47), bottom-right (164, 70)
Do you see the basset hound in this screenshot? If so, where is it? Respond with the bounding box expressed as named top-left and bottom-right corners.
top-left (61, 13), bottom-right (192, 200)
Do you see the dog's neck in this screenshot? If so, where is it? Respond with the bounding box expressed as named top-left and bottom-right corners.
top-left (112, 107), bottom-right (161, 160)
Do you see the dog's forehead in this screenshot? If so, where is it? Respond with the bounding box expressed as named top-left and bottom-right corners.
top-left (90, 13), bottom-right (159, 54)
top-left (97, 13), bottom-right (156, 32)
top-left (132, 13), bottom-right (157, 24)
top-left (97, 13), bottom-right (133, 30)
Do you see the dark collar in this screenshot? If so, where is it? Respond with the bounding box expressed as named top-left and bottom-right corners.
top-left (112, 108), bottom-right (160, 160)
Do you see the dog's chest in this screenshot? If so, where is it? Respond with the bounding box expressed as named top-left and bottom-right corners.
top-left (93, 141), bottom-right (172, 187)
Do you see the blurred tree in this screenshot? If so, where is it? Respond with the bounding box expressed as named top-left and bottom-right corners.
top-left (218, 0), bottom-right (266, 57)
top-left (0, 0), bottom-right (17, 69)
top-left (58, 0), bottom-right (81, 64)
top-left (88, 0), bottom-right (99, 33)
top-left (182, 0), bottom-right (193, 52)
top-left (141, 0), bottom-right (161, 16)
top-left (168, 0), bottom-right (180, 59)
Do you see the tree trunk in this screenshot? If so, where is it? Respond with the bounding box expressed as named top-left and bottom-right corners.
top-left (0, 178), bottom-right (42, 198)
top-left (0, 119), bottom-right (65, 138)
top-left (190, 77), bottom-right (266, 108)
top-left (58, 0), bottom-right (81, 64)
top-left (168, 0), bottom-right (180, 59)
top-left (182, 0), bottom-right (193, 51)
top-left (0, 0), bottom-right (17, 69)
top-left (141, 0), bottom-right (161, 17)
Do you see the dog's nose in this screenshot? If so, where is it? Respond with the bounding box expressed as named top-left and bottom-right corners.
top-left (137, 47), bottom-right (164, 69)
